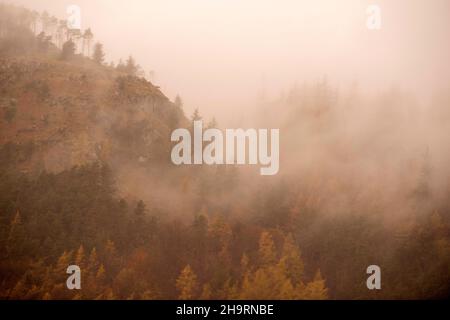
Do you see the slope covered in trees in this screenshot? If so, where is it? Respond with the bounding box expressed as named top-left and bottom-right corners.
top-left (0, 161), bottom-right (329, 299)
top-left (0, 4), bottom-right (449, 300)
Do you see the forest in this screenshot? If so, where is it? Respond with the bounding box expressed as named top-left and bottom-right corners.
top-left (0, 3), bottom-right (449, 300)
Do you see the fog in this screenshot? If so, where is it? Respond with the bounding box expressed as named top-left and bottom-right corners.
top-left (8, 0), bottom-right (450, 124)
top-left (1, 1), bottom-right (450, 299)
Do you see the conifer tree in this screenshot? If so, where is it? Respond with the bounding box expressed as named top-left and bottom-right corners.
top-left (61, 39), bottom-right (76, 60)
top-left (206, 117), bottom-right (218, 129)
top-left (124, 56), bottom-right (139, 76)
top-left (191, 108), bottom-right (202, 122)
top-left (176, 265), bottom-right (198, 300)
top-left (75, 245), bottom-right (85, 270)
top-left (88, 247), bottom-right (99, 274)
top-left (300, 270), bottom-right (328, 300)
top-left (258, 231), bottom-right (276, 266)
top-left (6, 210), bottom-right (26, 258)
top-left (92, 42), bottom-right (105, 64)
top-left (199, 283), bottom-right (212, 300)
top-left (82, 28), bottom-right (93, 56)
top-left (134, 200), bottom-right (146, 217)
top-left (280, 234), bottom-right (304, 284)
top-left (174, 95), bottom-right (183, 109)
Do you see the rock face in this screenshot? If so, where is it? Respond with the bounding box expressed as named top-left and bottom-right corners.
top-left (0, 57), bottom-right (187, 174)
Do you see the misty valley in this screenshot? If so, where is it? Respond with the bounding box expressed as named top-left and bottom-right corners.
top-left (0, 1), bottom-right (449, 302)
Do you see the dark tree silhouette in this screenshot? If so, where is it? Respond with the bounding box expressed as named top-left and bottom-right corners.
top-left (60, 39), bottom-right (76, 60)
top-left (92, 42), bottom-right (105, 64)
top-left (83, 28), bottom-right (93, 56)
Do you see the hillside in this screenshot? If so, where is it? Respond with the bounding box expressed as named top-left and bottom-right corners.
top-left (0, 56), bottom-right (185, 173)
top-left (0, 3), bottom-right (449, 300)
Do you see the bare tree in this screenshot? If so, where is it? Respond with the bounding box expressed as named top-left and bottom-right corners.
top-left (40, 11), bottom-right (50, 34)
top-left (56, 20), bottom-right (67, 49)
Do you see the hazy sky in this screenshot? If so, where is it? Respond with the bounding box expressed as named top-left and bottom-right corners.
top-left (9, 0), bottom-right (450, 123)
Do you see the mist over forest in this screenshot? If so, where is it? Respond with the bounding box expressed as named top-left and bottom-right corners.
top-left (0, 1), bottom-right (449, 300)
